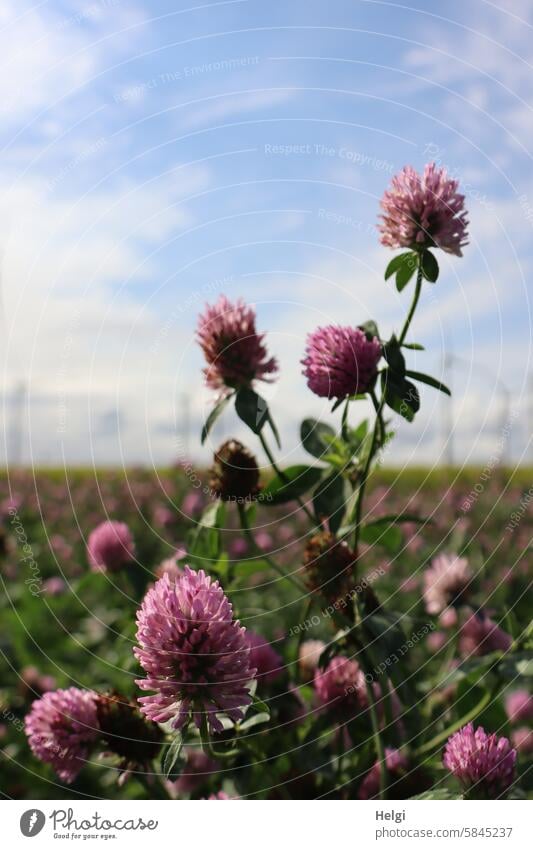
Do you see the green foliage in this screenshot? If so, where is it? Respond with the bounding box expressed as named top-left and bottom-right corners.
top-left (201, 393), bottom-right (233, 443)
top-left (258, 465), bottom-right (323, 505)
top-left (384, 251), bottom-right (419, 290)
top-left (235, 387), bottom-right (280, 446)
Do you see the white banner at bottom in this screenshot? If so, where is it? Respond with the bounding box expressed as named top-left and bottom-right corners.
top-left (3, 799), bottom-right (529, 848)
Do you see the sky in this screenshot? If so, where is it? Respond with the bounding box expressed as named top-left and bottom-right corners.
top-left (0, 0), bottom-right (531, 467)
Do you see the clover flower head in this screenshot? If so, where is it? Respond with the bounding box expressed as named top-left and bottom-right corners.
top-left (134, 568), bottom-right (256, 734)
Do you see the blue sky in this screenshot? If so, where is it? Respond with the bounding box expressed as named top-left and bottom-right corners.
top-left (0, 0), bottom-right (531, 465)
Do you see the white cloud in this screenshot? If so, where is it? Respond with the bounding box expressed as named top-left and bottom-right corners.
top-left (180, 89), bottom-right (294, 129)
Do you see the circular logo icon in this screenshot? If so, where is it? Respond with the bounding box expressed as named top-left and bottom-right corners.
top-left (20, 810), bottom-right (45, 837)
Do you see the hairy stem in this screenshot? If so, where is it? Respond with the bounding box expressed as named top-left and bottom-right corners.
top-left (258, 431), bottom-right (315, 522)
top-left (363, 658), bottom-right (387, 800)
top-left (415, 688), bottom-right (492, 756)
top-left (398, 264), bottom-right (423, 345)
top-left (352, 396), bottom-right (385, 554)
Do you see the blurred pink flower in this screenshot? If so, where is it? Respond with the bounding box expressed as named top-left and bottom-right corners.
top-left (314, 656), bottom-right (367, 711)
top-left (246, 631), bottom-right (283, 683)
top-left (255, 531), bottom-right (273, 552)
top-left (427, 631), bottom-right (447, 652)
top-left (182, 491), bottom-right (204, 518)
top-left (439, 607), bottom-right (458, 628)
top-left (134, 569), bottom-right (256, 734)
top-left (443, 723), bottom-right (516, 798)
top-left (19, 667), bottom-right (57, 701)
top-left (153, 505), bottom-right (175, 529)
top-left (512, 727), bottom-right (533, 756)
top-left (379, 162), bottom-right (469, 256)
top-left (505, 689), bottom-right (533, 724)
top-left (87, 520), bottom-right (135, 573)
top-left (298, 640), bottom-right (326, 681)
top-left (458, 610), bottom-right (512, 657)
top-left (43, 577), bottom-right (67, 596)
top-left (423, 552), bottom-right (472, 615)
top-left (25, 687), bottom-right (99, 783)
top-left (358, 747), bottom-right (408, 799)
top-left (154, 547), bottom-right (187, 582)
top-left (229, 537), bottom-right (248, 558)
top-left (302, 325), bottom-right (381, 400)
top-left (197, 295), bottom-right (278, 394)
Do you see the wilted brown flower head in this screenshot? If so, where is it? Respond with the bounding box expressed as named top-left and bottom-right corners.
top-left (303, 532), bottom-right (355, 605)
top-left (209, 440), bottom-right (261, 502)
top-left (96, 692), bottom-right (163, 779)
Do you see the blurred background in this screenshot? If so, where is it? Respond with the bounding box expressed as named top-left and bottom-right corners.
top-left (0, 0), bottom-right (531, 468)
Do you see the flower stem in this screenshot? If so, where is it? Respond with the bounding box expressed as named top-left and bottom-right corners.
top-left (351, 395), bottom-right (385, 554)
top-left (258, 430), bottom-right (315, 522)
top-left (398, 264), bottom-right (423, 345)
top-left (369, 388), bottom-right (385, 445)
top-left (237, 502), bottom-right (306, 594)
top-left (341, 398), bottom-right (350, 441)
top-left (415, 688), bottom-right (493, 756)
top-left (363, 672), bottom-right (387, 800)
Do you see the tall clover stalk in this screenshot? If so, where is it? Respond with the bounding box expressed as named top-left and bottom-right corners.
top-left (195, 162), bottom-right (468, 798)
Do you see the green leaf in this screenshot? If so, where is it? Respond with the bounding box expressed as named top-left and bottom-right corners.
top-left (238, 711), bottom-right (270, 731)
top-left (420, 250), bottom-right (439, 282)
top-left (251, 694), bottom-right (271, 715)
top-left (312, 472), bottom-right (347, 534)
top-left (258, 465), bottom-right (323, 505)
top-left (363, 611), bottom-right (412, 705)
top-left (231, 558), bottom-right (272, 578)
top-left (359, 521), bottom-right (402, 553)
top-left (235, 387), bottom-right (269, 434)
top-left (405, 370), bottom-right (451, 396)
top-left (498, 651), bottom-right (533, 679)
top-left (381, 371), bottom-right (420, 422)
top-left (359, 319), bottom-right (380, 340)
top-left (366, 513), bottom-right (428, 526)
top-left (347, 419), bottom-right (369, 454)
top-left (384, 252), bottom-right (415, 282)
top-left (162, 734), bottom-right (183, 780)
top-left (199, 500), bottom-right (226, 530)
top-left (300, 418), bottom-right (336, 459)
top-left (201, 394), bottom-right (233, 443)
top-left (456, 677), bottom-right (509, 736)
top-left (383, 335), bottom-right (406, 376)
top-left (189, 501), bottom-right (226, 562)
top-left (402, 342), bottom-right (425, 350)
top-left (386, 251), bottom-right (419, 291)
top-left (411, 789), bottom-right (462, 800)
top-left (440, 653), bottom-right (497, 687)
top-left (396, 258), bottom-right (417, 291)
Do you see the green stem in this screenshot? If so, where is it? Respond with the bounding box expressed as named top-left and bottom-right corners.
top-left (238, 502), bottom-right (306, 594)
top-left (352, 396), bottom-right (385, 553)
top-left (415, 688), bottom-right (492, 756)
top-left (398, 264), bottom-right (423, 345)
top-left (352, 598), bottom-right (387, 800)
top-left (369, 388), bottom-right (385, 446)
top-left (199, 711), bottom-right (239, 760)
top-left (258, 431), bottom-right (315, 522)
top-left (341, 398), bottom-right (350, 442)
top-left (363, 666), bottom-right (387, 800)
top-left (294, 595), bottom-right (314, 672)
